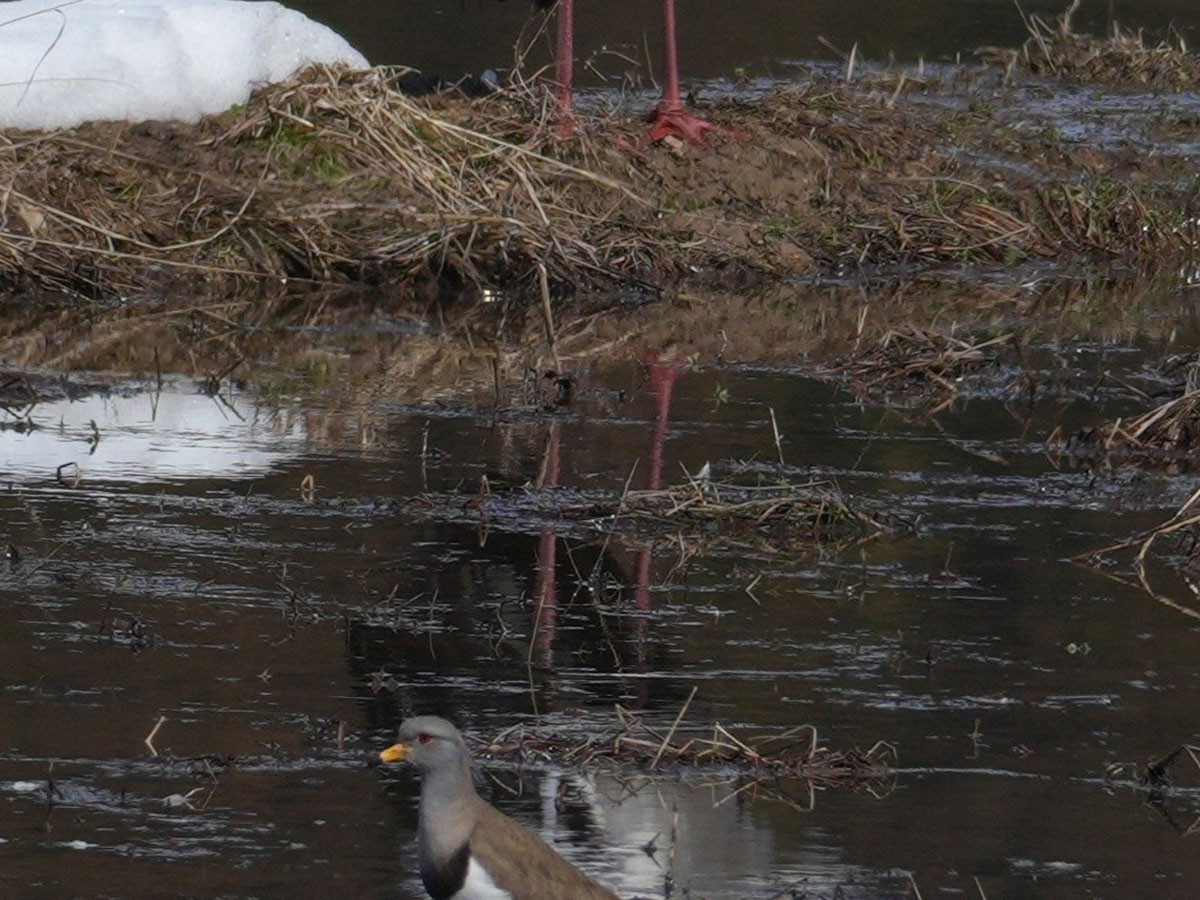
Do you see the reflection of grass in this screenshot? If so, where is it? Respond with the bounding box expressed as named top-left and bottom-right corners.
top-left (0, 259), bottom-right (1192, 412)
top-left (254, 354), bottom-right (344, 398)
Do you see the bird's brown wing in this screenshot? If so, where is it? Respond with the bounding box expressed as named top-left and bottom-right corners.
top-left (469, 801), bottom-right (620, 900)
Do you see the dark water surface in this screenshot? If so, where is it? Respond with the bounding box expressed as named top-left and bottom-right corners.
top-left (292, 0), bottom-right (1200, 82)
top-left (3, 316), bottom-right (1200, 898)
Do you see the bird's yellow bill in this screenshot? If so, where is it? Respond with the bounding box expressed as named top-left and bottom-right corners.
top-left (379, 742), bottom-right (411, 764)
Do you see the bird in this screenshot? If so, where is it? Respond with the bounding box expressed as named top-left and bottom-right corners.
top-left (378, 715), bottom-right (620, 900)
top-left (529, 0), bottom-right (717, 145)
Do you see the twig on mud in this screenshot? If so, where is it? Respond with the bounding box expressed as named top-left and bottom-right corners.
top-left (3, 173), bottom-right (260, 252)
top-left (0, 230), bottom-right (281, 280)
top-left (537, 262), bottom-right (559, 367)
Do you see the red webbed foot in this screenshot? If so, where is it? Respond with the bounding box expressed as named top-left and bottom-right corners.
top-left (646, 104), bottom-right (723, 147)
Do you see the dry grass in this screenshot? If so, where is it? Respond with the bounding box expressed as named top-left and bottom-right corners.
top-left (982, 0), bottom-right (1200, 90)
top-left (1054, 353), bottom-right (1200, 465)
top-left (0, 66), bottom-right (670, 297)
top-left (1, 48), bottom-right (1197, 302)
top-left (1062, 390), bottom-right (1200, 460)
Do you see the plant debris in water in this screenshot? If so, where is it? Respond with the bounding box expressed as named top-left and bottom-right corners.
top-left (1055, 352), bottom-right (1200, 467)
top-left (1066, 353), bottom-right (1200, 611)
top-left (1105, 743), bottom-right (1200, 795)
top-left (1074, 480), bottom-right (1200, 624)
top-left (472, 707), bottom-right (894, 793)
top-left (819, 327), bottom-right (1013, 397)
top-left (413, 470), bottom-right (903, 552)
top-left (1061, 390), bottom-right (1200, 464)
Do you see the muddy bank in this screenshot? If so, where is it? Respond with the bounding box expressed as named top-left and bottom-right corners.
top-left (1, 34), bottom-right (1199, 301)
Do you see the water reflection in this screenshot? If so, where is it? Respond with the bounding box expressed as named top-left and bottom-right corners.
top-left (6, 340), bottom-right (1200, 897)
top-left (629, 357), bottom-right (680, 708)
top-left (0, 381), bottom-right (304, 483)
top-left (290, 0), bottom-right (1200, 82)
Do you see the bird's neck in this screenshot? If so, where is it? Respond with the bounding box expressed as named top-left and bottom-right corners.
top-left (418, 757), bottom-right (477, 860)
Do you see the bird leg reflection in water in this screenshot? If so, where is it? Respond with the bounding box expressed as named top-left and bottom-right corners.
top-left (539, 0), bottom-right (720, 145)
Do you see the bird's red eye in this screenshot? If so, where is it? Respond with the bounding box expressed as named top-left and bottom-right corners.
top-left (418, 733), bottom-right (433, 744)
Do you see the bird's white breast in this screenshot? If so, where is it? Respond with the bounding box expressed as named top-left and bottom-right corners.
top-left (451, 857), bottom-right (513, 900)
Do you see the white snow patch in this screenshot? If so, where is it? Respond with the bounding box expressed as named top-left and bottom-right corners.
top-left (0, 0), bottom-right (368, 130)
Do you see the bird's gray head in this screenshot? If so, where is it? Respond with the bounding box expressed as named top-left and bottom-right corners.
top-left (378, 716), bottom-right (470, 776)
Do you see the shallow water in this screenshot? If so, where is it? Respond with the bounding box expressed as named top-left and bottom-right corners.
top-left (3, 318), bottom-right (1200, 898)
top-left (294, 0), bottom-right (1200, 82)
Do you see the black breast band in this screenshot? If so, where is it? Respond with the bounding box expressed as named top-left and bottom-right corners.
top-left (421, 842), bottom-right (471, 900)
